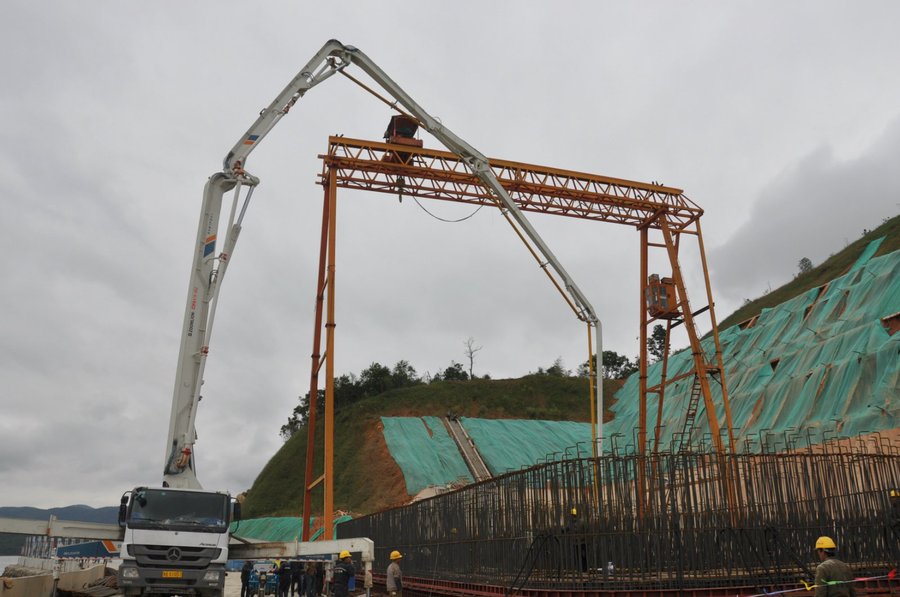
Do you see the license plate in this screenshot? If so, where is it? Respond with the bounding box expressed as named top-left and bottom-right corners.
top-left (162, 570), bottom-right (183, 579)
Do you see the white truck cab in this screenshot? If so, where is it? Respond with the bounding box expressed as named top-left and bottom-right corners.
top-left (117, 486), bottom-right (238, 596)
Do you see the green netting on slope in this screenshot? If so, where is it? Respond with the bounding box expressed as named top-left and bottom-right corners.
top-left (606, 242), bottom-right (900, 451)
top-left (229, 515), bottom-right (352, 542)
top-left (381, 416), bottom-right (473, 494)
top-left (459, 418), bottom-right (592, 475)
top-left (849, 236), bottom-right (884, 273)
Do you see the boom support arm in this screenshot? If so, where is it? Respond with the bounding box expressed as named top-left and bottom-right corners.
top-left (164, 40), bottom-right (603, 488)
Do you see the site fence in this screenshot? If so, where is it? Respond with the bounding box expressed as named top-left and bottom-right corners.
top-left (340, 430), bottom-right (900, 591)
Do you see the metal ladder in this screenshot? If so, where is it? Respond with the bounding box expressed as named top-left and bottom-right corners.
top-left (678, 375), bottom-right (703, 452)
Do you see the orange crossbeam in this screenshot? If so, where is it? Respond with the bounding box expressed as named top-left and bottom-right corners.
top-left (320, 137), bottom-right (702, 229)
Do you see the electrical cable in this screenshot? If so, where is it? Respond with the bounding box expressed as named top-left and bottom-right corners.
top-left (411, 196), bottom-right (485, 223)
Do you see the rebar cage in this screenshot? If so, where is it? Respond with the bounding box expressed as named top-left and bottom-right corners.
top-left (340, 430), bottom-right (900, 591)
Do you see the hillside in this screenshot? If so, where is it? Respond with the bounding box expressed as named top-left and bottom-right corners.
top-left (718, 214), bottom-right (900, 330)
top-left (241, 375), bottom-right (620, 518)
top-left (241, 214), bottom-right (900, 518)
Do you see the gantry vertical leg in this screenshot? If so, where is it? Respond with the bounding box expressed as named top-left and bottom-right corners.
top-left (694, 220), bottom-right (736, 452)
top-left (301, 169), bottom-right (339, 541)
top-left (301, 171), bottom-right (333, 542)
top-left (639, 226), bottom-right (649, 455)
top-left (637, 226), bottom-right (649, 517)
top-left (657, 217), bottom-right (725, 455)
top-left (323, 170), bottom-right (338, 539)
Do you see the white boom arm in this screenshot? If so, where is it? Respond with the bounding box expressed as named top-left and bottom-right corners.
top-left (163, 40), bottom-right (602, 488)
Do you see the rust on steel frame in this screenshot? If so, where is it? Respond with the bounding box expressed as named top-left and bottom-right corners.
top-left (340, 430), bottom-right (900, 593)
top-left (319, 136), bottom-right (702, 229)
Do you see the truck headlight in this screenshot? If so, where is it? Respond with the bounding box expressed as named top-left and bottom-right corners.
top-left (121, 568), bottom-right (140, 579)
top-left (203, 570), bottom-right (221, 582)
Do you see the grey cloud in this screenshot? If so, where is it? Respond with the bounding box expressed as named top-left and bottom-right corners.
top-left (710, 116), bottom-right (900, 306)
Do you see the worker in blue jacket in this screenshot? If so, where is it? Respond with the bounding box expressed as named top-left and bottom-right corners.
top-left (332, 551), bottom-right (355, 597)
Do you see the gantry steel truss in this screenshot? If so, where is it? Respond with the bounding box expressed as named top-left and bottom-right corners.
top-left (302, 136), bottom-right (737, 538)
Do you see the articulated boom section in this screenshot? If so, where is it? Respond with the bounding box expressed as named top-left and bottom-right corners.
top-left (164, 174), bottom-right (240, 489)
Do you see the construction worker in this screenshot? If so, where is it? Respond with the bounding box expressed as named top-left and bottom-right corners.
top-left (332, 550), bottom-right (355, 597)
top-left (277, 560), bottom-right (292, 597)
top-left (386, 550), bottom-right (403, 597)
top-left (814, 536), bottom-right (855, 597)
top-left (240, 560), bottom-right (253, 597)
top-left (563, 507), bottom-right (588, 573)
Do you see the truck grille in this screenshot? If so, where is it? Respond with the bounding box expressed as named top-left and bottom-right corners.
top-left (131, 544), bottom-right (222, 568)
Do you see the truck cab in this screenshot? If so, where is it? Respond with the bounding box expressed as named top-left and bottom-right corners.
top-left (117, 486), bottom-right (239, 596)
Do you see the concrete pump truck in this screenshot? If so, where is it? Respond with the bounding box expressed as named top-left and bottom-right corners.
top-left (116, 39), bottom-right (601, 597)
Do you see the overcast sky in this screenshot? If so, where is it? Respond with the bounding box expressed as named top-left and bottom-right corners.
top-left (2, 1), bottom-right (898, 510)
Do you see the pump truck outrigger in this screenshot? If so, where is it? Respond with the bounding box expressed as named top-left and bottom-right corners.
top-left (116, 39), bottom-right (601, 596)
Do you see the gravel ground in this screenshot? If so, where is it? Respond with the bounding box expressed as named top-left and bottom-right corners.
top-left (223, 571), bottom-right (243, 596)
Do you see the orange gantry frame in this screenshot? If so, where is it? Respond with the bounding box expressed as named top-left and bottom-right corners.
top-left (301, 136), bottom-right (736, 540)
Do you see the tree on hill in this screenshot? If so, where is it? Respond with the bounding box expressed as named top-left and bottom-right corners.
top-left (534, 357), bottom-right (569, 377)
top-left (577, 351), bottom-right (638, 380)
top-left (280, 360), bottom-right (422, 440)
top-left (463, 337), bottom-right (483, 379)
top-left (432, 361), bottom-right (469, 382)
top-left (648, 324), bottom-right (667, 363)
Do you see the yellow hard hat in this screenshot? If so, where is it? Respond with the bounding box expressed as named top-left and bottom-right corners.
top-left (339, 550), bottom-right (351, 559)
top-left (570, 507), bottom-right (577, 516)
top-left (815, 536), bottom-right (836, 550)
top-left (390, 550), bottom-right (402, 560)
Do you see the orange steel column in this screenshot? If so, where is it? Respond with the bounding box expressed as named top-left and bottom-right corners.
top-left (694, 220), bottom-right (736, 452)
top-left (301, 173), bottom-right (332, 541)
top-left (637, 226), bottom-right (649, 517)
top-left (658, 217), bottom-right (725, 455)
top-left (638, 226), bottom-right (649, 455)
top-left (323, 170), bottom-right (337, 539)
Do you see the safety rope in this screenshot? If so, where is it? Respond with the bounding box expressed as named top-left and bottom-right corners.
top-left (744, 568), bottom-right (896, 597)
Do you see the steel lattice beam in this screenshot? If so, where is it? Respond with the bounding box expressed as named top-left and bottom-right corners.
top-left (320, 137), bottom-right (702, 230)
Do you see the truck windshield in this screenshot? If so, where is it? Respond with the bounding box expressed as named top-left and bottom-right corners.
top-left (128, 489), bottom-right (228, 533)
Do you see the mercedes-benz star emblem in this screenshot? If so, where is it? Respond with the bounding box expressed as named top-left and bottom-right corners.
top-left (166, 547), bottom-right (182, 562)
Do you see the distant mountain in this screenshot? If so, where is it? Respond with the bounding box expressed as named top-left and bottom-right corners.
top-left (0, 504), bottom-right (117, 555)
top-left (0, 505), bottom-right (117, 524)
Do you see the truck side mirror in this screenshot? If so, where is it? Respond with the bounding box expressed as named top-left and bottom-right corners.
top-left (118, 493), bottom-right (129, 528)
top-left (232, 501), bottom-right (242, 522)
